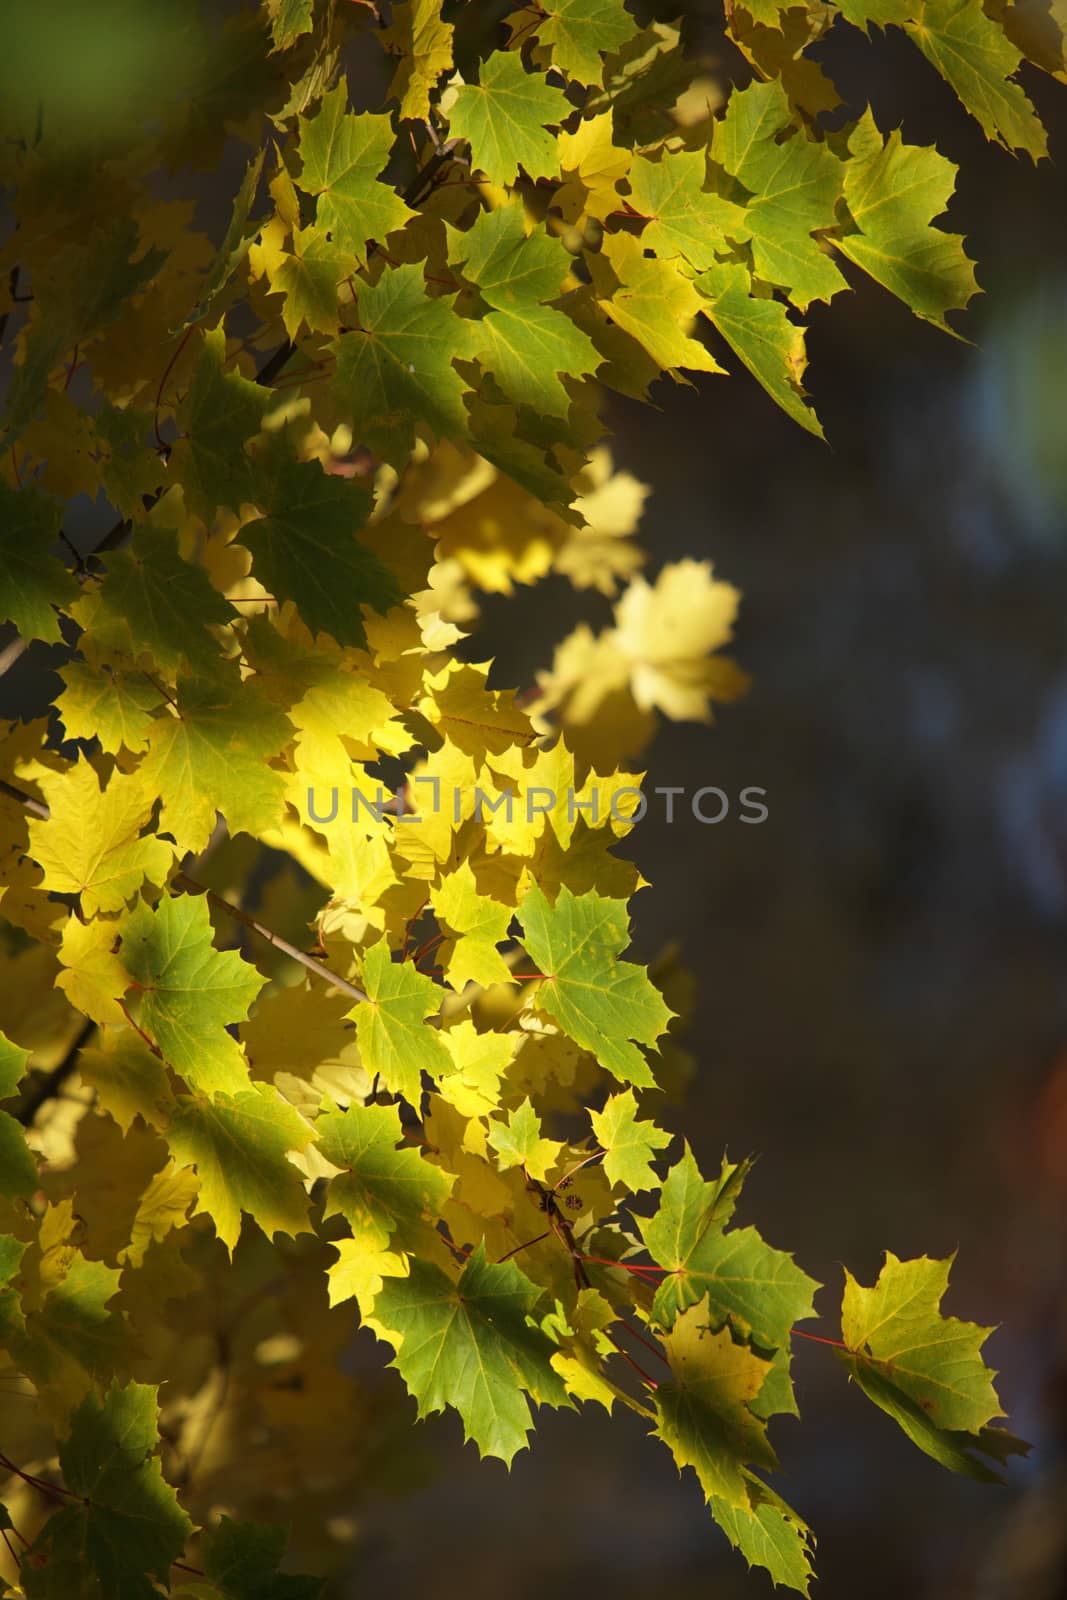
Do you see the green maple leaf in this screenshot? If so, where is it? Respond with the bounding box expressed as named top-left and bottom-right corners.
top-left (120, 892), bottom-right (266, 1096)
top-left (73, 524), bottom-right (237, 679)
top-left (654, 1297), bottom-right (779, 1510)
top-left (317, 1099), bottom-right (453, 1250)
top-left (0, 1029), bottom-right (37, 1201)
top-left (17, 1255), bottom-right (133, 1420)
top-left (628, 149), bottom-right (750, 271)
top-left (137, 668), bottom-right (294, 855)
top-left (173, 325), bottom-right (268, 522)
top-left (695, 258), bottom-right (823, 436)
top-left (266, 0), bottom-right (315, 51)
top-left (907, 0), bottom-right (1047, 159)
top-left (240, 450), bottom-right (401, 648)
top-left (450, 206), bottom-right (600, 416)
top-left (23, 1381), bottom-right (191, 1600)
top-left (593, 233), bottom-right (725, 376)
top-left (349, 940), bottom-right (453, 1106)
top-left (166, 1085), bottom-right (314, 1253)
top-left (182, 150), bottom-right (266, 330)
top-left (838, 1251), bottom-right (1026, 1479)
top-left (533, 0), bottom-right (641, 85)
top-left (711, 79), bottom-right (848, 309)
top-left (94, 406), bottom-right (162, 520)
top-left (199, 1517), bottom-right (324, 1599)
top-left (385, 0), bottom-right (455, 121)
top-left (331, 264), bottom-right (477, 464)
top-left (430, 860), bottom-right (514, 989)
top-left (372, 1242), bottom-right (570, 1464)
top-left (448, 52), bottom-right (572, 187)
top-left (589, 1088), bottom-right (672, 1191)
top-left (0, 483), bottom-right (78, 645)
top-left (516, 883), bottom-right (675, 1087)
top-left (268, 225), bottom-right (350, 339)
top-left (640, 1146), bottom-right (819, 1346)
top-left (709, 1473), bottom-right (815, 1596)
top-left (832, 110), bottom-right (980, 330)
top-left (55, 658), bottom-right (164, 756)
top-left (296, 83), bottom-right (413, 259)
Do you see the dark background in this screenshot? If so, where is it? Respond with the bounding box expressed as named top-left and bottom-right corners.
top-left (4, 3), bottom-right (1067, 1594)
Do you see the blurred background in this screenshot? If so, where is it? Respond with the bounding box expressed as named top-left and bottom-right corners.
top-left (4, 0), bottom-right (1067, 1593)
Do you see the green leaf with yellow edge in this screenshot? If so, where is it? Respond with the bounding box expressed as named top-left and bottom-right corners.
top-left (197, 1515), bottom-right (324, 1599)
top-left (516, 883), bottom-right (674, 1087)
top-left (487, 1096), bottom-right (563, 1183)
top-left (640, 1146), bottom-right (819, 1345)
top-left (590, 1088), bottom-right (672, 1191)
top-left (450, 206), bottom-right (600, 416)
top-left (448, 53), bottom-right (572, 187)
top-left (0, 482), bottom-right (77, 645)
top-left (350, 939), bottom-right (453, 1106)
top-left (371, 1241), bottom-right (570, 1464)
top-left (27, 759), bottom-right (174, 916)
top-left (696, 258), bottom-right (823, 436)
top-left (71, 524), bottom-right (238, 679)
top-left (331, 264), bottom-right (477, 464)
top-left (593, 233), bottom-right (725, 377)
top-left (266, 225), bottom-right (350, 339)
top-left (709, 1473), bottom-right (815, 1596)
top-left (531, 0), bottom-right (641, 85)
top-left (385, 0), bottom-right (454, 121)
top-left (317, 1098), bottom-right (453, 1250)
top-left (906, 0), bottom-right (1047, 159)
top-left (172, 325), bottom-right (268, 522)
top-left (711, 78), bottom-right (848, 310)
top-left (655, 1296), bottom-right (779, 1510)
top-left (430, 861), bottom-right (514, 990)
top-left (137, 668), bottom-right (294, 855)
top-left (119, 892), bottom-right (266, 1096)
top-left (0, 1027), bottom-right (37, 1201)
top-left (17, 1253), bottom-right (132, 1423)
top-left (56, 657), bottom-right (163, 756)
top-left (832, 110), bottom-right (979, 330)
top-left (838, 1251), bottom-right (1025, 1479)
top-left (166, 1084), bottom-right (314, 1254)
top-left (296, 83), bottom-right (413, 259)
top-left (240, 451), bottom-right (400, 648)
top-left (628, 149), bottom-right (750, 271)
top-left (22, 1380), bottom-right (192, 1600)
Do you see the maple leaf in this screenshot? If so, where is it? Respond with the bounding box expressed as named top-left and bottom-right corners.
top-left (28, 759), bottom-right (174, 916)
top-left (350, 939), bottom-right (453, 1106)
top-left (264, 224), bottom-right (351, 340)
top-left (905, 0), bottom-right (1047, 158)
top-left (385, 0), bottom-right (455, 120)
top-left (266, 0), bottom-right (314, 51)
top-left (296, 83), bottom-right (414, 260)
top-left (832, 110), bottom-right (979, 330)
top-left (696, 259), bottom-right (823, 436)
top-left (197, 1516), bottom-right (324, 1599)
top-left (430, 861), bottom-right (514, 989)
top-left (119, 892), bottom-right (266, 1096)
top-left (71, 524), bottom-right (238, 679)
top-left (372, 1242), bottom-right (571, 1463)
top-left (654, 1297), bottom-right (779, 1510)
top-left (0, 1028), bottom-right (37, 1201)
top-left (530, 0), bottom-right (641, 85)
top-left (437, 1023), bottom-right (517, 1119)
top-left (171, 325), bottom-right (268, 522)
top-left (331, 264), bottom-right (477, 464)
top-left (556, 111), bottom-right (632, 223)
top-left (709, 1474), bottom-right (816, 1595)
top-left (612, 559), bottom-right (747, 720)
top-left (448, 53), bottom-right (572, 187)
top-left (628, 149), bottom-right (750, 271)
top-left (640, 1145), bottom-right (819, 1348)
top-left (593, 233), bottom-right (725, 376)
top-left (838, 1251), bottom-right (1026, 1478)
top-left (487, 1096), bottom-right (564, 1183)
top-left (317, 1099), bottom-right (453, 1251)
top-left (182, 150), bottom-right (266, 330)
top-left (21, 1381), bottom-right (192, 1599)
top-left (590, 1088), bottom-right (672, 1190)
top-left (55, 657), bottom-right (164, 756)
top-left (166, 1085), bottom-right (314, 1253)
top-left (451, 205), bottom-right (600, 416)
top-left (516, 884), bottom-right (674, 1087)
top-left (136, 668), bottom-right (294, 855)
top-left (0, 483), bottom-right (78, 645)
top-left (711, 78), bottom-right (848, 309)
top-left (240, 450), bottom-right (401, 648)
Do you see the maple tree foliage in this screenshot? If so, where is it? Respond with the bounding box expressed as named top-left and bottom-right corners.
top-left (0, 0), bottom-right (1054, 1590)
